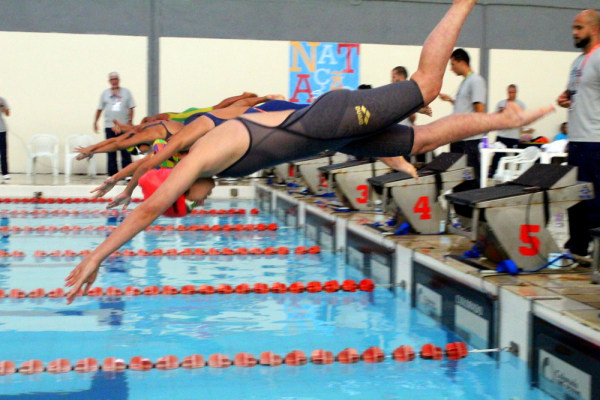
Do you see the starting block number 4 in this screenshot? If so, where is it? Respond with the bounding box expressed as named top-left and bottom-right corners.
top-left (519, 225), bottom-right (540, 256)
top-left (414, 197), bottom-right (432, 220)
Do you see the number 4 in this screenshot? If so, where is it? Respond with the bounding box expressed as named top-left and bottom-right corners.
top-left (414, 196), bottom-right (432, 220)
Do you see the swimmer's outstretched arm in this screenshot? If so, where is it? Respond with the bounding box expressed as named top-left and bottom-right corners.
top-left (66, 125), bottom-right (248, 303)
top-left (90, 155), bottom-right (151, 199)
top-left (212, 92), bottom-right (257, 110)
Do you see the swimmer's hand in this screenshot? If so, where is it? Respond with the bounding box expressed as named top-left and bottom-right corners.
top-left (418, 106), bottom-right (433, 117)
top-left (65, 257), bottom-right (100, 305)
top-left (107, 191), bottom-right (131, 210)
top-left (91, 178), bottom-right (116, 199)
top-left (75, 146), bottom-right (92, 160)
top-left (266, 94), bottom-right (286, 101)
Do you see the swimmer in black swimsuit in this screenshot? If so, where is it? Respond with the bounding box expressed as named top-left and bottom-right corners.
top-left (66, 0), bottom-right (554, 303)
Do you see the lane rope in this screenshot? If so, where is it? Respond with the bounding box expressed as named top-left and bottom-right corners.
top-left (0, 243), bottom-right (317, 259)
top-left (0, 342), bottom-right (487, 375)
top-left (0, 222), bottom-right (276, 233)
top-left (0, 208), bottom-right (260, 216)
top-left (0, 276), bottom-right (377, 298)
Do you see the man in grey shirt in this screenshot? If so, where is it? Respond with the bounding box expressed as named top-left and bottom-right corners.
top-left (440, 48), bottom-right (487, 186)
top-left (557, 9), bottom-right (600, 257)
top-left (94, 72), bottom-right (136, 177)
top-left (0, 95), bottom-right (10, 180)
top-left (490, 84), bottom-right (526, 174)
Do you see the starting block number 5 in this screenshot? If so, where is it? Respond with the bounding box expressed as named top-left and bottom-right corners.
top-left (414, 196), bottom-right (432, 220)
top-left (519, 225), bottom-right (540, 256)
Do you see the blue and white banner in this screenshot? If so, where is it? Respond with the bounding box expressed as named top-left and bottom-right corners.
top-left (289, 41), bottom-right (360, 104)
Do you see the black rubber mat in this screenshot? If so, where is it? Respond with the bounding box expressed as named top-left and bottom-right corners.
top-left (445, 184), bottom-right (538, 207)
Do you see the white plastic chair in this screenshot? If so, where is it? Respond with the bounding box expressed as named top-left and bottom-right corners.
top-left (27, 134), bottom-right (59, 176)
top-left (65, 134), bottom-right (97, 183)
top-left (493, 146), bottom-right (541, 183)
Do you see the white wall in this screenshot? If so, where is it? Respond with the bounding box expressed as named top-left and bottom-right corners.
top-left (489, 49), bottom-right (577, 142)
top-left (0, 32), bottom-right (147, 174)
top-left (160, 38), bottom-right (289, 113)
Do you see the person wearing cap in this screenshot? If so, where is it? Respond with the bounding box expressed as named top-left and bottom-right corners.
top-left (94, 72), bottom-right (136, 177)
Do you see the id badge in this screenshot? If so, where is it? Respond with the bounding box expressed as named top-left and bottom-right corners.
top-left (111, 101), bottom-right (122, 112)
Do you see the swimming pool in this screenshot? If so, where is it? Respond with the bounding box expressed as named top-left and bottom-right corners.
top-left (0, 200), bottom-right (555, 399)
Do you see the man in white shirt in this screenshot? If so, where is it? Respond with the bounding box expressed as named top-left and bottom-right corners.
top-left (440, 48), bottom-right (487, 188)
top-left (94, 72), bottom-right (136, 177)
top-left (557, 9), bottom-right (600, 257)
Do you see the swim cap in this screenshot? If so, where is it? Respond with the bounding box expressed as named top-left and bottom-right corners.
top-left (139, 168), bottom-right (188, 218)
top-left (152, 139), bottom-right (180, 168)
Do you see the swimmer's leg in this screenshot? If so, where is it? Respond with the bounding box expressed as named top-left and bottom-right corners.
top-left (411, 0), bottom-right (478, 105)
top-left (411, 102), bottom-right (554, 155)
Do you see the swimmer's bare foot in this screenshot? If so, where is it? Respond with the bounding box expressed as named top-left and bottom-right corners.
top-left (266, 94), bottom-right (286, 101)
top-left (500, 102), bottom-right (555, 129)
top-left (418, 106), bottom-right (433, 117)
top-left (379, 157), bottom-right (418, 180)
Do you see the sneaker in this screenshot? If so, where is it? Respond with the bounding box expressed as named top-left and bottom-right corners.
top-left (125, 177), bottom-right (132, 182)
top-left (2, 175), bottom-right (9, 180)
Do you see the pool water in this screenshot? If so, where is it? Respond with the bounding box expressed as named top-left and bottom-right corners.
top-left (0, 200), bottom-right (554, 399)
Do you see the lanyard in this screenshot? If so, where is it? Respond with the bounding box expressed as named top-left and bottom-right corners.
top-left (575, 43), bottom-right (600, 87)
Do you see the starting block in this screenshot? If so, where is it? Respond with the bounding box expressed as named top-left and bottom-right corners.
top-left (273, 152), bottom-right (345, 190)
top-left (446, 164), bottom-right (594, 271)
top-left (368, 153), bottom-right (473, 234)
top-left (318, 160), bottom-right (392, 210)
top-left (289, 153), bottom-right (348, 194)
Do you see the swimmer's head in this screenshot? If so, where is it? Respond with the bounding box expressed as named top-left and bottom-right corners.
top-left (139, 168), bottom-right (215, 218)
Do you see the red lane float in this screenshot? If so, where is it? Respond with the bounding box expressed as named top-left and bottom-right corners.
top-left (420, 343), bottom-right (443, 361)
top-left (259, 351), bottom-right (282, 367)
top-left (285, 350), bottom-right (308, 366)
top-left (208, 354), bottom-right (232, 368)
top-left (0, 361), bottom-right (16, 376)
top-left (156, 355), bottom-right (179, 371)
top-left (337, 348), bottom-right (360, 364)
top-left (19, 360), bottom-right (44, 375)
top-left (74, 358), bottom-right (99, 373)
top-left (362, 347), bottom-right (385, 363)
top-left (182, 355), bottom-right (205, 369)
top-left (393, 345), bottom-right (416, 362)
top-left (234, 353), bottom-right (257, 367)
top-left (311, 350), bottom-right (334, 365)
top-left (47, 358), bottom-right (72, 374)
top-left (102, 357), bottom-right (127, 372)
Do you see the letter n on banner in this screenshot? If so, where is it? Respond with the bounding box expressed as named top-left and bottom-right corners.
top-left (289, 41), bottom-right (360, 104)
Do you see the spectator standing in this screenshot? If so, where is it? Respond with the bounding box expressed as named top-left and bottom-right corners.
top-left (0, 94), bottom-right (9, 180)
top-left (439, 48), bottom-right (487, 183)
top-left (489, 85), bottom-right (526, 175)
top-left (94, 72), bottom-right (136, 177)
top-left (391, 66), bottom-right (417, 127)
top-left (495, 84), bottom-right (526, 148)
top-left (557, 9), bottom-right (600, 257)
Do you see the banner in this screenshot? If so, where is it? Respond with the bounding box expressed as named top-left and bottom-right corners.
top-left (289, 41), bottom-right (360, 104)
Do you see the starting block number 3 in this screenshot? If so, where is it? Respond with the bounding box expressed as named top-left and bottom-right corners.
top-left (356, 185), bottom-right (368, 204)
top-left (414, 197), bottom-right (432, 220)
top-left (519, 225), bottom-right (540, 256)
